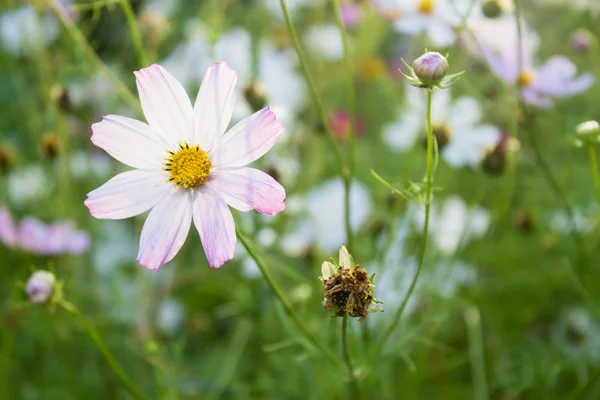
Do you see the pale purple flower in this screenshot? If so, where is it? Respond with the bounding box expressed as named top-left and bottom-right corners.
top-left (26, 270), bottom-right (56, 304)
top-left (341, 3), bottom-right (363, 28)
top-left (0, 206), bottom-right (89, 255)
top-left (85, 62), bottom-right (286, 270)
top-left (481, 32), bottom-right (594, 107)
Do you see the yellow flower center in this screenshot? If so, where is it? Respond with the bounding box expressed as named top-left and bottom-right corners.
top-left (360, 57), bottom-right (387, 81)
top-left (418, 0), bottom-right (434, 14)
top-left (517, 68), bottom-right (534, 87)
top-left (163, 142), bottom-right (211, 189)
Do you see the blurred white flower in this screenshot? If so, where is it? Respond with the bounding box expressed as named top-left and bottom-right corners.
top-left (280, 178), bottom-right (373, 254)
top-left (93, 220), bottom-right (136, 274)
top-left (549, 207), bottom-right (595, 235)
top-left (263, 0), bottom-right (326, 19)
top-left (467, 15), bottom-right (539, 57)
top-left (382, 84), bottom-right (501, 168)
top-left (8, 164), bottom-right (51, 207)
top-left (552, 307), bottom-right (600, 363)
top-left (303, 24), bottom-right (344, 61)
top-left (0, 6), bottom-right (59, 56)
top-left (413, 196), bottom-right (491, 255)
top-left (156, 297), bottom-right (187, 336)
top-left (69, 150), bottom-right (112, 181)
top-left (375, 0), bottom-right (482, 47)
top-left (68, 74), bottom-right (118, 114)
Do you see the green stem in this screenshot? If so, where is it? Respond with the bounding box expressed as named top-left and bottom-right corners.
top-left (369, 89), bottom-right (435, 364)
top-left (58, 300), bottom-right (150, 400)
top-left (587, 144), bottom-right (600, 204)
top-left (342, 316), bottom-right (362, 399)
top-left (47, 0), bottom-right (141, 113)
top-left (278, 0), bottom-right (345, 173)
top-left (236, 229), bottom-right (346, 372)
top-left (120, 0), bottom-right (149, 68)
top-left (333, 0), bottom-right (356, 251)
top-left (464, 306), bottom-right (489, 400)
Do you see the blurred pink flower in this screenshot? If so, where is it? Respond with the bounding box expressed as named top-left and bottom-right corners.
top-left (85, 62), bottom-right (286, 270)
top-left (480, 31), bottom-right (594, 107)
top-left (341, 3), bottom-right (363, 28)
top-left (328, 110), bottom-right (366, 141)
top-left (0, 206), bottom-right (90, 255)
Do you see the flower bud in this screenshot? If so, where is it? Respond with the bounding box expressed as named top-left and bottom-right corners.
top-left (481, 0), bottom-right (509, 18)
top-left (0, 146), bottom-right (14, 174)
top-left (50, 84), bottom-right (72, 112)
top-left (412, 52), bottom-right (449, 87)
top-left (576, 120), bottom-right (600, 145)
top-left (243, 79), bottom-right (268, 113)
top-left (422, 123), bottom-right (452, 150)
top-left (481, 134), bottom-right (520, 176)
top-left (25, 270), bottom-right (56, 304)
top-left (571, 29), bottom-right (593, 53)
top-left (41, 132), bottom-right (60, 160)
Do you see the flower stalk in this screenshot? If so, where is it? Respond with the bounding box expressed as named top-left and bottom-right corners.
top-left (237, 229), bottom-right (346, 372)
top-left (587, 144), bottom-right (600, 204)
top-left (58, 300), bottom-right (150, 400)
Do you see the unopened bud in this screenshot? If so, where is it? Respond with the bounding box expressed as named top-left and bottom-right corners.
top-left (26, 270), bottom-right (56, 304)
top-left (481, 134), bottom-right (520, 176)
top-left (0, 146), bottom-right (14, 174)
top-left (50, 84), bottom-right (72, 112)
top-left (576, 120), bottom-right (600, 145)
top-left (412, 52), bottom-right (449, 87)
top-left (482, 0), bottom-right (510, 18)
top-left (41, 132), bottom-right (60, 160)
top-left (243, 79), bottom-right (268, 112)
top-left (571, 29), bottom-right (593, 53)
top-left (422, 123), bottom-right (452, 150)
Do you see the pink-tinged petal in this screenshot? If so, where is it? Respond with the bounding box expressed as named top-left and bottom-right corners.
top-left (18, 218), bottom-right (52, 254)
top-left (85, 170), bottom-right (170, 220)
top-left (134, 64), bottom-right (193, 145)
top-left (208, 167), bottom-right (285, 215)
top-left (137, 187), bottom-right (193, 270)
top-left (0, 206), bottom-right (17, 248)
top-left (192, 62), bottom-right (237, 151)
top-left (210, 106), bottom-right (284, 168)
top-left (521, 88), bottom-right (554, 108)
top-left (192, 187), bottom-right (236, 268)
top-left (91, 115), bottom-right (168, 169)
top-left (533, 56), bottom-right (594, 96)
top-left (479, 41), bottom-right (518, 84)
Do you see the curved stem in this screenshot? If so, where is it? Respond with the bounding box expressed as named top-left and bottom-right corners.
top-left (237, 229), bottom-right (346, 372)
top-left (587, 144), bottom-right (600, 204)
top-left (278, 0), bottom-right (345, 173)
top-left (370, 89), bottom-right (435, 364)
top-left (342, 316), bottom-right (362, 399)
top-left (120, 0), bottom-right (149, 68)
top-left (58, 300), bottom-right (150, 400)
top-left (46, 0), bottom-right (141, 113)
top-left (333, 0), bottom-right (356, 251)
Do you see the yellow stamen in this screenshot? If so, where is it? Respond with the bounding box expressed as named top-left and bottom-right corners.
top-left (163, 142), bottom-right (211, 189)
top-left (518, 68), bottom-right (534, 87)
top-left (418, 0), bottom-right (434, 14)
top-left (360, 58), bottom-right (387, 81)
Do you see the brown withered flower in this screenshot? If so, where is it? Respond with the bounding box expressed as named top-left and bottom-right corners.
top-left (320, 245), bottom-right (382, 323)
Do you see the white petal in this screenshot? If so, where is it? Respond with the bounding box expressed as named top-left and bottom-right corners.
top-left (210, 106), bottom-right (284, 168)
top-left (91, 115), bottom-right (168, 169)
top-left (207, 167), bottom-right (285, 216)
top-left (193, 62), bottom-right (237, 151)
top-left (137, 187), bottom-right (193, 270)
top-left (192, 187), bottom-right (236, 268)
top-left (449, 97), bottom-right (482, 134)
top-left (134, 64), bottom-right (193, 145)
top-left (85, 170), bottom-right (170, 219)
top-left (338, 245), bottom-right (352, 269)
top-left (321, 261), bottom-right (337, 280)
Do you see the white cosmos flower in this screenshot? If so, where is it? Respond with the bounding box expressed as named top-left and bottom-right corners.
top-left (0, 6), bottom-right (59, 56)
top-left (375, 0), bottom-right (482, 47)
top-left (382, 84), bottom-right (501, 168)
top-left (85, 62), bottom-right (286, 270)
top-left (413, 196), bottom-right (491, 255)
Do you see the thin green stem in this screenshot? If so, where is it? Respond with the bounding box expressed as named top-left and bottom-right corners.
top-left (278, 0), bottom-right (345, 173)
top-left (464, 306), bottom-right (489, 400)
top-left (587, 144), bottom-right (600, 204)
top-left (47, 0), bottom-right (141, 113)
top-left (333, 0), bottom-right (356, 251)
top-left (342, 316), bottom-right (362, 399)
top-left (58, 300), bottom-right (150, 400)
top-left (237, 229), bottom-right (346, 372)
top-left (369, 89), bottom-right (435, 364)
top-left (120, 0), bottom-right (149, 67)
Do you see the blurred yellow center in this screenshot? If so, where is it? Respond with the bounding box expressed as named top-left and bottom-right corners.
top-left (163, 142), bottom-right (211, 189)
top-left (360, 58), bottom-right (387, 81)
top-left (518, 68), bottom-right (534, 87)
top-left (418, 0), bottom-right (434, 13)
